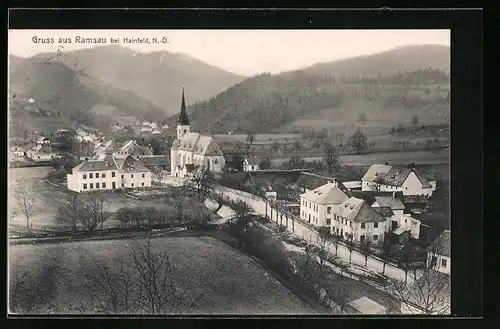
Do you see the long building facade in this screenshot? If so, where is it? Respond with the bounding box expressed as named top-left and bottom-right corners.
top-left (67, 154), bottom-right (152, 193)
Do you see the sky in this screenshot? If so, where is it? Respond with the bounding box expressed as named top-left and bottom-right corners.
top-left (8, 29), bottom-right (450, 76)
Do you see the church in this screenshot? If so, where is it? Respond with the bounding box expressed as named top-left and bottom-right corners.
top-left (170, 88), bottom-right (226, 178)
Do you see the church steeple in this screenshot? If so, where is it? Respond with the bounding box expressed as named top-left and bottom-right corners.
top-left (178, 87), bottom-right (189, 126)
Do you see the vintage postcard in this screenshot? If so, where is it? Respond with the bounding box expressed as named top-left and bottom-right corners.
top-left (8, 28), bottom-right (451, 316)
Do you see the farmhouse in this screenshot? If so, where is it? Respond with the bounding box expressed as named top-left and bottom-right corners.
top-left (171, 88), bottom-right (225, 178)
top-left (243, 157), bottom-right (261, 172)
top-left (427, 230), bottom-right (450, 275)
top-left (27, 145), bottom-right (59, 162)
top-left (10, 146), bottom-right (25, 157)
top-left (113, 140), bottom-right (153, 159)
top-left (361, 164), bottom-right (437, 196)
top-left (296, 171), bottom-right (349, 194)
top-left (67, 154), bottom-right (152, 193)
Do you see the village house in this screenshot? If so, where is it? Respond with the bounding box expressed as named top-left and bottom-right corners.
top-left (67, 154), bottom-right (152, 193)
top-left (427, 230), bottom-right (450, 275)
top-left (138, 155), bottom-right (171, 171)
top-left (36, 136), bottom-right (51, 146)
top-left (93, 140), bottom-right (114, 160)
top-left (171, 88), bottom-right (225, 178)
top-left (113, 140), bottom-right (153, 159)
top-left (10, 146), bottom-right (25, 157)
top-left (243, 157), bottom-right (260, 172)
top-left (299, 181), bottom-right (349, 227)
top-left (361, 163), bottom-right (437, 196)
top-left (27, 145), bottom-right (59, 162)
top-left (333, 197), bottom-right (388, 244)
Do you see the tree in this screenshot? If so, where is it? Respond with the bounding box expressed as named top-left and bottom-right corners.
top-left (412, 116), bottom-right (419, 130)
top-left (83, 234), bottom-right (203, 314)
top-left (380, 241), bottom-right (393, 275)
top-left (293, 140), bottom-right (302, 152)
top-left (387, 266), bottom-right (450, 315)
top-left (151, 166), bottom-right (168, 186)
top-left (345, 233), bottom-right (355, 264)
top-left (54, 192), bottom-right (85, 234)
top-left (360, 239), bottom-right (372, 267)
top-left (229, 199), bottom-right (254, 228)
top-left (185, 167), bottom-right (215, 202)
top-left (81, 192), bottom-right (110, 231)
top-left (327, 284), bottom-right (350, 314)
top-left (116, 207), bottom-right (135, 228)
top-left (396, 241), bottom-right (415, 285)
top-left (271, 141), bottom-right (280, 155)
top-left (323, 143), bottom-right (340, 173)
top-left (348, 128), bottom-right (367, 154)
top-left (15, 186), bottom-right (39, 228)
top-left (359, 113), bottom-right (367, 124)
top-left (330, 233), bottom-right (340, 258)
top-left (258, 157), bottom-right (271, 170)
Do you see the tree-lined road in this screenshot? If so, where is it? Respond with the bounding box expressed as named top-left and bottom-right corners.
top-left (213, 186), bottom-right (415, 285)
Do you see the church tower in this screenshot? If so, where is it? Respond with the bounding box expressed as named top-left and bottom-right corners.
top-left (177, 87), bottom-right (190, 140)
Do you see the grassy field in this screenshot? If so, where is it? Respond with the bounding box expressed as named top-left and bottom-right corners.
top-left (9, 236), bottom-right (314, 314)
top-left (7, 167), bottom-right (176, 228)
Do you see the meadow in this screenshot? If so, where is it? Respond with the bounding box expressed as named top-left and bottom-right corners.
top-left (9, 236), bottom-right (314, 314)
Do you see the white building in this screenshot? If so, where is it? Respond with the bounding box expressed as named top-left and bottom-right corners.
top-left (10, 146), bottom-right (25, 157)
top-left (67, 154), bottom-right (152, 193)
top-left (361, 164), bottom-right (436, 196)
top-left (243, 157), bottom-right (260, 172)
top-left (170, 88), bottom-right (225, 178)
top-left (348, 296), bottom-right (387, 315)
top-left (299, 182), bottom-right (349, 227)
top-left (27, 145), bottom-right (59, 162)
top-left (427, 230), bottom-right (451, 275)
top-left (371, 196), bottom-right (421, 239)
top-left (36, 136), bottom-right (51, 146)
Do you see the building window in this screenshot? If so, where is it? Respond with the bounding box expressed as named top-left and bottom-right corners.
top-left (89, 173), bottom-right (93, 179)
top-left (102, 182), bottom-right (106, 188)
top-left (102, 173), bottom-right (106, 178)
top-left (83, 184), bottom-right (87, 189)
top-left (309, 202), bottom-right (311, 209)
top-left (327, 206), bottom-right (331, 214)
top-left (441, 259), bottom-right (447, 268)
top-left (90, 183), bottom-right (94, 189)
top-left (121, 175), bottom-right (124, 179)
top-left (374, 222), bottom-right (379, 228)
top-left (131, 183), bottom-right (134, 187)
top-left (142, 182), bottom-right (144, 186)
top-left (361, 223), bottom-right (365, 229)
top-left (112, 172), bottom-right (115, 178)
top-left (142, 173), bottom-right (145, 178)
top-left (122, 183), bottom-right (125, 187)
top-left (83, 174), bottom-right (87, 179)
top-left (373, 235), bottom-right (378, 241)
top-left (326, 218), bottom-right (331, 225)
top-left (131, 174), bottom-right (134, 178)
top-left (360, 235), bottom-right (365, 243)
top-left (96, 173), bottom-right (99, 178)
top-left (405, 218), bottom-right (407, 223)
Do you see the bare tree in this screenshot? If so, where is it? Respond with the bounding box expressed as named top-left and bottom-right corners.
top-left (14, 186), bottom-right (39, 228)
top-left (396, 241), bottom-right (415, 286)
top-left (327, 284), bottom-right (350, 314)
top-left (360, 239), bottom-right (372, 267)
top-left (380, 241), bottom-right (393, 275)
top-left (345, 233), bottom-right (355, 264)
top-left (54, 192), bottom-right (85, 234)
top-left (185, 167), bottom-right (215, 202)
top-left (151, 165), bottom-right (168, 186)
top-left (387, 267), bottom-right (450, 315)
top-left (348, 128), bottom-right (368, 155)
top-left (81, 192), bottom-right (110, 231)
top-left (83, 234), bottom-right (203, 314)
top-left (323, 143), bottom-right (340, 173)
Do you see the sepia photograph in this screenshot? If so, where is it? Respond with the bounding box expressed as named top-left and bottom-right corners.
top-left (8, 28), bottom-right (451, 316)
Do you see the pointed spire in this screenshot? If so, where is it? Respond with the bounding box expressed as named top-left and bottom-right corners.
top-left (178, 86), bottom-right (189, 125)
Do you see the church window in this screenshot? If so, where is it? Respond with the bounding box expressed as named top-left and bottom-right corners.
top-left (214, 159), bottom-right (218, 164)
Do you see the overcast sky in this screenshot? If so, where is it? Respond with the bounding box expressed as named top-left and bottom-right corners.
top-left (8, 29), bottom-right (449, 76)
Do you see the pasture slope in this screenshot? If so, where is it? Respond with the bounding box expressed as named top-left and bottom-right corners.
top-left (9, 236), bottom-right (314, 315)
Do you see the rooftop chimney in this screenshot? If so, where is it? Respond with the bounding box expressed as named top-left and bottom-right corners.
top-left (408, 162), bottom-right (416, 169)
top-left (385, 161), bottom-right (390, 165)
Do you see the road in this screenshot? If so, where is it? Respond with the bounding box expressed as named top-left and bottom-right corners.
top-left (271, 148), bottom-right (450, 166)
top-left (214, 186), bottom-right (415, 285)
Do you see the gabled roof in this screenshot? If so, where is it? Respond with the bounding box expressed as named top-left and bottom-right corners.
top-left (300, 183), bottom-right (349, 205)
top-left (77, 154), bottom-right (118, 172)
top-left (362, 164), bottom-right (433, 188)
top-left (245, 157), bottom-right (260, 166)
top-left (350, 191), bottom-right (399, 205)
top-left (245, 170), bottom-right (303, 188)
top-left (138, 155), bottom-right (170, 167)
top-left (373, 196), bottom-right (406, 211)
top-left (338, 197), bottom-right (387, 223)
top-left (374, 206), bottom-right (394, 217)
top-left (428, 230), bottom-right (451, 257)
top-left (120, 156), bottom-right (151, 173)
top-left (297, 172), bottom-right (349, 193)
